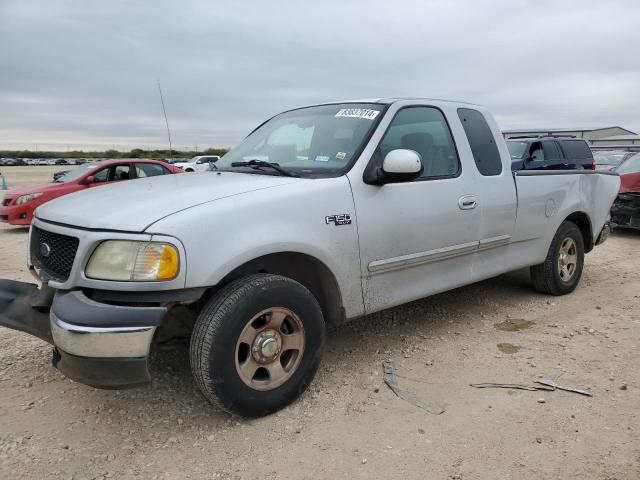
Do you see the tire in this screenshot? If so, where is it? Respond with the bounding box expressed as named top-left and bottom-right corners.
top-left (185, 168), bottom-right (194, 172)
top-left (530, 221), bottom-right (585, 295)
top-left (190, 274), bottom-right (325, 417)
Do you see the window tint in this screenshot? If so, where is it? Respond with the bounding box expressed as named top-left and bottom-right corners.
top-left (457, 108), bottom-right (502, 176)
top-left (559, 140), bottom-right (593, 160)
top-left (542, 141), bottom-right (561, 161)
top-left (113, 164), bottom-right (131, 181)
top-left (135, 163), bottom-right (169, 178)
top-left (378, 107), bottom-right (459, 179)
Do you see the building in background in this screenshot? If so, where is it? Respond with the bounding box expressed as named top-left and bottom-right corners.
top-left (503, 126), bottom-right (635, 141)
top-left (589, 134), bottom-right (640, 152)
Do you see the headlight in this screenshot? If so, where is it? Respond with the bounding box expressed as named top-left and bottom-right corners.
top-left (85, 241), bottom-right (179, 281)
top-left (17, 193), bottom-right (43, 205)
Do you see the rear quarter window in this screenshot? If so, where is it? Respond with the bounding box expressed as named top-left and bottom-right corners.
top-left (559, 140), bottom-right (593, 160)
top-left (457, 108), bottom-right (502, 176)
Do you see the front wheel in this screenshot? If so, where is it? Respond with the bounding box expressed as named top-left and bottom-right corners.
top-left (530, 221), bottom-right (585, 295)
top-left (190, 274), bottom-right (325, 417)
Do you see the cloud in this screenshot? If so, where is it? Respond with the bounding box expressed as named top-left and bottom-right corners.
top-left (1, 0), bottom-right (638, 150)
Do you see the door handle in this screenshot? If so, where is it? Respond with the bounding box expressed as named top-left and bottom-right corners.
top-left (458, 195), bottom-right (478, 210)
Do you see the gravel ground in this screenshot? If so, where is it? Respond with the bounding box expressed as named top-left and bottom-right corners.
top-left (1, 169), bottom-right (639, 479)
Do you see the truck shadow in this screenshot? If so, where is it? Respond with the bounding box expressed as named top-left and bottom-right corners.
top-left (113, 267), bottom-right (536, 423)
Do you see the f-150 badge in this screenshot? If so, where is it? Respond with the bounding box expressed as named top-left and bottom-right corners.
top-left (325, 214), bottom-right (352, 226)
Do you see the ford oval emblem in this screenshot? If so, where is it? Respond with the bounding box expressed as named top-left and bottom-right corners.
top-left (39, 242), bottom-right (52, 258)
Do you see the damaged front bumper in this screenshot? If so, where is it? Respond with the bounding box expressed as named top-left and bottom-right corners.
top-left (611, 192), bottom-right (640, 230)
top-left (0, 279), bottom-right (166, 388)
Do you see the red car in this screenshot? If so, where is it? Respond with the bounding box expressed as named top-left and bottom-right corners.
top-left (610, 153), bottom-right (640, 230)
top-left (0, 159), bottom-right (183, 226)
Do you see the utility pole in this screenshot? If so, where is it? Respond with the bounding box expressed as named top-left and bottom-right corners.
top-left (156, 80), bottom-right (172, 156)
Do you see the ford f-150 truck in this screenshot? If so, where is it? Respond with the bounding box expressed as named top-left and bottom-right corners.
top-left (0, 99), bottom-right (620, 417)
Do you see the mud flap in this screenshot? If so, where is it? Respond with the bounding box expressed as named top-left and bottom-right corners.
top-left (0, 279), bottom-right (54, 344)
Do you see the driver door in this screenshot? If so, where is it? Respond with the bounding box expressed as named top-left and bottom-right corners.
top-left (349, 106), bottom-right (480, 313)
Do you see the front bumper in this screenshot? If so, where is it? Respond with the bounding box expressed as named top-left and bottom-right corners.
top-left (0, 203), bottom-right (33, 225)
top-left (0, 280), bottom-right (166, 388)
top-left (611, 192), bottom-right (640, 230)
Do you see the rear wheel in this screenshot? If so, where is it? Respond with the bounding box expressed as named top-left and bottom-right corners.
top-left (190, 274), bottom-right (325, 417)
top-left (530, 221), bottom-right (585, 295)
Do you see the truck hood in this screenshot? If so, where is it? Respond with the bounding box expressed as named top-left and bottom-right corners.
top-left (35, 172), bottom-right (300, 232)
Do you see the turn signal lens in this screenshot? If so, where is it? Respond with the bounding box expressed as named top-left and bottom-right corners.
top-left (86, 241), bottom-right (179, 281)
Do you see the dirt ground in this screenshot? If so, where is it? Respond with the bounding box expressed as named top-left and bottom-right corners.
top-left (1, 165), bottom-right (71, 189)
top-left (1, 168), bottom-right (639, 479)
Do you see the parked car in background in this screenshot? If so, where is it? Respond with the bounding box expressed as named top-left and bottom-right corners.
top-left (507, 137), bottom-right (594, 171)
top-left (610, 153), bottom-right (640, 230)
top-left (164, 158), bottom-right (186, 165)
top-left (175, 155), bottom-right (220, 172)
top-left (0, 158), bottom-right (26, 166)
top-left (0, 159), bottom-right (183, 225)
top-left (593, 150), bottom-right (634, 171)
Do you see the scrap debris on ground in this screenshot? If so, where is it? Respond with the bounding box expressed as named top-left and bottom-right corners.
top-left (471, 379), bottom-right (593, 397)
top-left (382, 360), bottom-right (444, 415)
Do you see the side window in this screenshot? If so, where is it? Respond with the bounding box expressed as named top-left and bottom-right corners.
top-left (559, 140), bottom-right (593, 160)
top-left (377, 107), bottom-right (460, 179)
top-left (113, 164), bottom-right (131, 181)
top-left (542, 141), bottom-right (561, 161)
top-left (135, 163), bottom-right (168, 178)
top-left (92, 167), bottom-right (110, 183)
top-left (529, 142), bottom-right (545, 163)
top-left (457, 108), bottom-right (502, 176)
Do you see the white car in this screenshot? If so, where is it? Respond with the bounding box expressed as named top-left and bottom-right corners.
top-left (174, 155), bottom-right (220, 172)
top-left (0, 98), bottom-right (619, 418)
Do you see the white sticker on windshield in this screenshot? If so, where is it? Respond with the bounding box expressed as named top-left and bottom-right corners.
top-left (335, 108), bottom-right (380, 120)
top-left (315, 155), bottom-right (330, 162)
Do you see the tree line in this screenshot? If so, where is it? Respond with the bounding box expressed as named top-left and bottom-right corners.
top-left (0, 148), bottom-right (229, 159)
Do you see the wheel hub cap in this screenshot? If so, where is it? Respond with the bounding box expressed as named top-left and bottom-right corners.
top-left (235, 307), bottom-right (306, 391)
top-left (558, 237), bottom-right (578, 281)
top-left (252, 329), bottom-right (282, 363)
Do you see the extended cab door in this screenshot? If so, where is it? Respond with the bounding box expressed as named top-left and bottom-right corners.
top-left (456, 108), bottom-right (517, 279)
top-left (348, 105), bottom-right (481, 314)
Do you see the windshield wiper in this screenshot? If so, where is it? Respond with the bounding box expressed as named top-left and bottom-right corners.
top-left (230, 160), bottom-right (300, 177)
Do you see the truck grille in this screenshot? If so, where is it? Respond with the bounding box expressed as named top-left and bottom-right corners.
top-left (30, 226), bottom-right (79, 282)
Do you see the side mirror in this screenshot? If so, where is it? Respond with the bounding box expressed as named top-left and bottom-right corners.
top-left (363, 149), bottom-right (424, 185)
top-left (383, 149), bottom-right (423, 175)
top-left (84, 175), bottom-right (95, 185)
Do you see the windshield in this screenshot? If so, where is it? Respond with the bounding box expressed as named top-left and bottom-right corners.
top-left (506, 141), bottom-right (528, 160)
top-left (218, 103), bottom-right (385, 177)
top-left (616, 154), bottom-right (640, 174)
top-left (55, 163), bottom-right (97, 182)
top-left (594, 152), bottom-right (628, 165)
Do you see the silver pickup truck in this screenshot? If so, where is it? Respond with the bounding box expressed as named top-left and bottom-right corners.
top-left (0, 98), bottom-right (619, 417)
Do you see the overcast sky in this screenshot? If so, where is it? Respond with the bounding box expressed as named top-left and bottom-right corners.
top-left (1, 0), bottom-right (639, 151)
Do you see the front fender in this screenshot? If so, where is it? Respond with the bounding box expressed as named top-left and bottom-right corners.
top-left (147, 176), bottom-right (365, 318)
